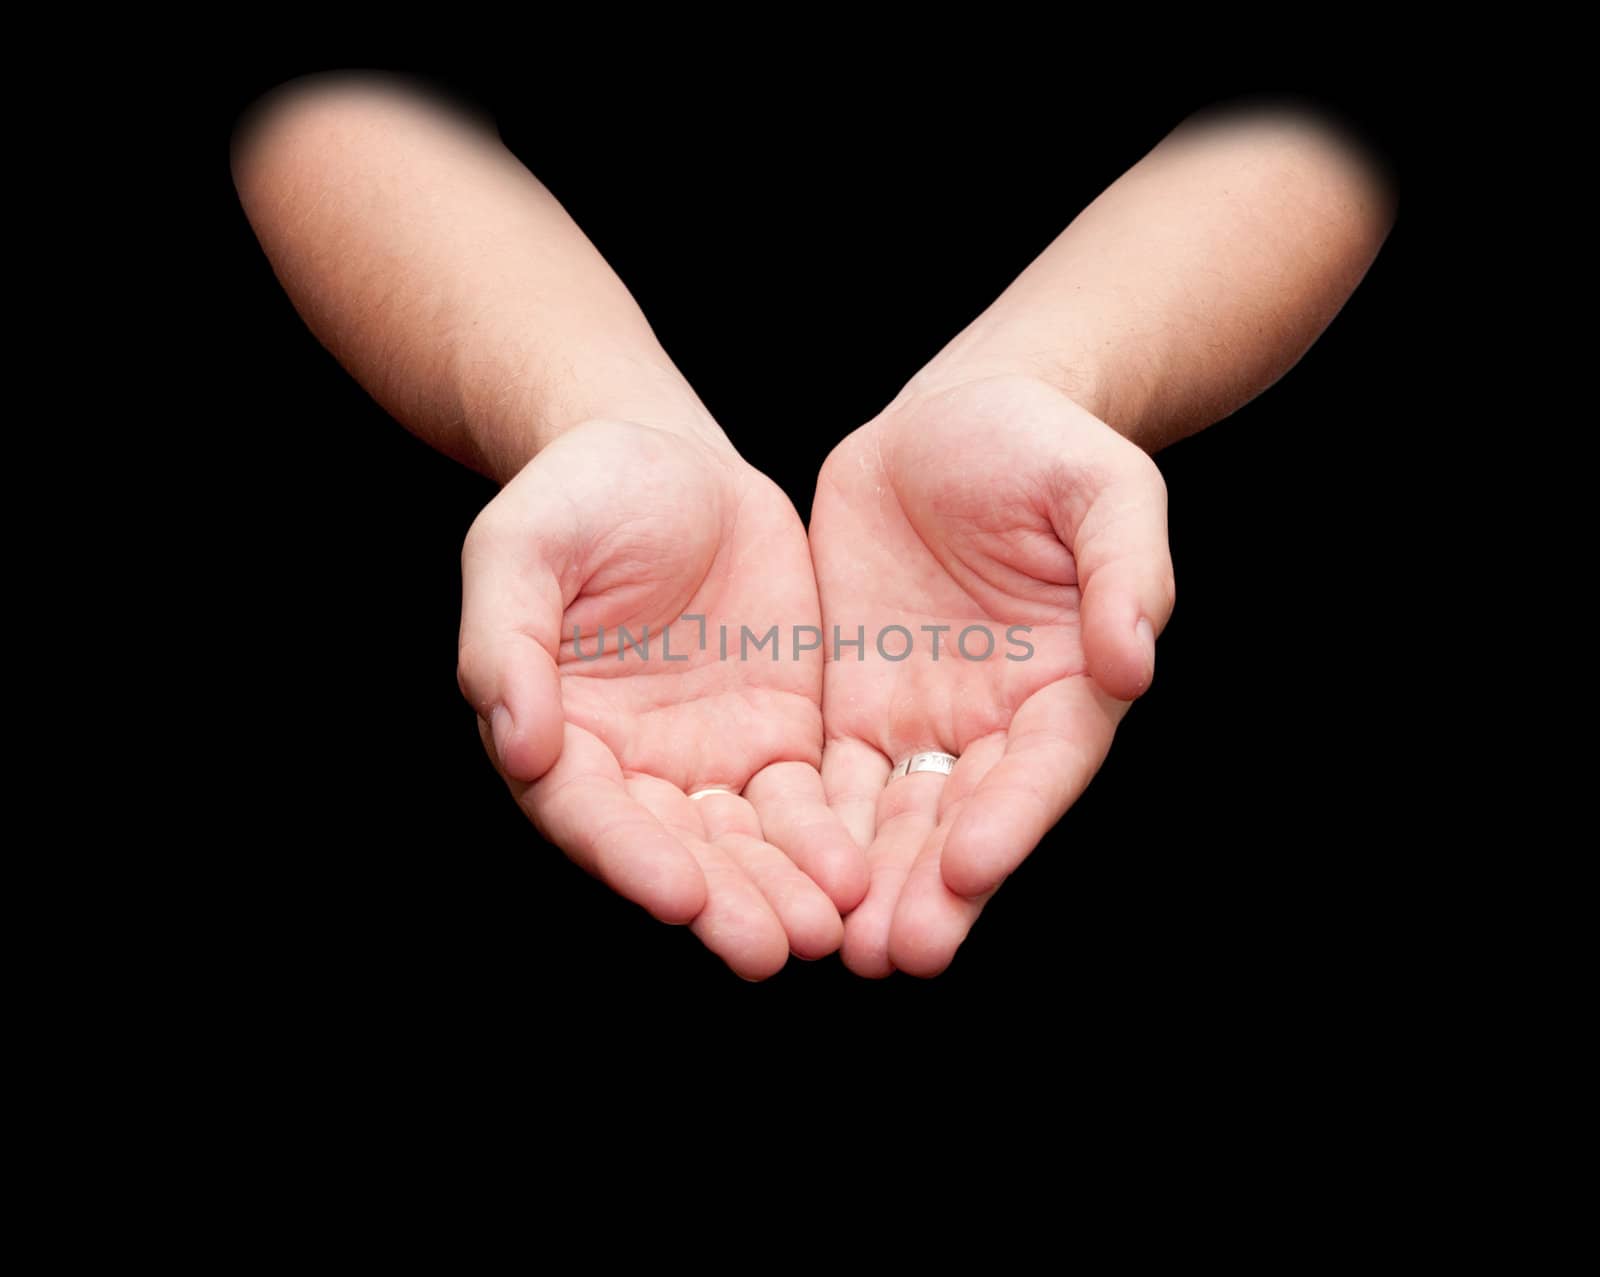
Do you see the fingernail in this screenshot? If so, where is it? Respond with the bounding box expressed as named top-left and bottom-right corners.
top-left (491, 704), bottom-right (514, 759)
top-left (1137, 617), bottom-right (1156, 675)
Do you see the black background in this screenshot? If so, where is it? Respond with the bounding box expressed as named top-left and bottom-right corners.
top-left (215, 55), bottom-right (1409, 1053)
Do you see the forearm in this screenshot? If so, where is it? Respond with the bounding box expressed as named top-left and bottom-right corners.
top-left (231, 74), bottom-right (725, 482)
top-left (899, 104), bottom-right (1396, 451)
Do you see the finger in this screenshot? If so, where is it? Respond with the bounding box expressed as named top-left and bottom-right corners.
top-left (689, 783), bottom-right (845, 934)
top-left (459, 518), bottom-right (565, 782)
top-left (940, 676), bottom-right (1127, 899)
top-left (886, 737), bottom-right (1005, 976)
top-left (888, 820), bottom-right (995, 978)
top-left (1072, 458), bottom-right (1176, 701)
top-left (627, 776), bottom-right (791, 981)
top-left (821, 737), bottom-right (891, 852)
top-left (685, 788), bottom-right (841, 965)
top-left (513, 724), bottom-right (706, 924)
top-left (933, 732), bottom-right (1007, 823)
top-left (840, 768), bottom-right (942, 978)
top-left (688, 844), bottom-right (793, 980)
top-left (710, 829), bottom-right (844, 961)
top-left (745, 761), bottom-right (869, 912)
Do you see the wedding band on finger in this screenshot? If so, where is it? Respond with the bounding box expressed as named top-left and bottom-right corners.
top-left (887, 751), bottom-right (958, 784)
top-left (687, 785), bottom-right (740, 801)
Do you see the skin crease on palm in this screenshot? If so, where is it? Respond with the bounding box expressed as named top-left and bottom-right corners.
top-left (233, 78), bottom-right (1395, 981)
top-left (811, 375), bottom-right (1174, 977)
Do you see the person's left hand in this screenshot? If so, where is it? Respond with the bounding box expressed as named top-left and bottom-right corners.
top-left (808, 374), bottom-right (1176, 976)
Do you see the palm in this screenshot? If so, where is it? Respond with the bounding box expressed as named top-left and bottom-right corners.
top-left (460, 420), bottom-right (864, 978)
top-left (810, 376), bottom-right (1173, 976)
top-left (551, 435), bottom-right (820, 791)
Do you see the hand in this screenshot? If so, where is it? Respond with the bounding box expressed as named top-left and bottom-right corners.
top-left (809, 374), bottom-right (1175, 976)
top-left (458, 419), bottom-right (867, 979)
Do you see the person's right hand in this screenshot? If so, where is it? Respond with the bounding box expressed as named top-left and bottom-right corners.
top-left (458, 419), bottom-right (867, 979)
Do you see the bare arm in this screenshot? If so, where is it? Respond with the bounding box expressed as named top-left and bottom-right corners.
top-left (230, 75), bottom-right (864, 977)
top-left (231, 73), bottom-right (728, 482)
top-left (808, 103), bottom-right (1397, 974)
top-left (899, 104), bottom-right (1396, 449)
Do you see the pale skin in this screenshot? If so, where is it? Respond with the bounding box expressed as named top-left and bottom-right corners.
top-left (233, 77), bottom-right (864, 980)
top-left (814, 108), bottom-right (1395, 975)
top-left (233, 78), bottom-right (1394, 978)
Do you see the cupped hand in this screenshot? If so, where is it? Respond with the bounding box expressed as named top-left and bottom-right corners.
top-left (809, 375), bottom-right (1175, 976)
top-left (458, 420), bottom-right (867, 978)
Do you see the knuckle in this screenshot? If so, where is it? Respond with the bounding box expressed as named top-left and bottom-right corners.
top-left (1159, 567), bottom-right (1177, 615)
top-left (460, 511), bottom-right (501, 566)
top-left (455, 642), bottom-right (491, 708)
top-left (1140, 451), bottom-right (1170, 503)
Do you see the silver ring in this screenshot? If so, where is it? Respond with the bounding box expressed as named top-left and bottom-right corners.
top-left (687, 786), bottom-right (739, 801)
top-left (887, 751), bottom-right (958, 783)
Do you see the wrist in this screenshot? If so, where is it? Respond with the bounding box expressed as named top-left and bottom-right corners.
top-left (892, 329), bottom-right (1155, 451)
top-left (462, 349), bottom-right (734, 483)
top-left (896, 350), bottom-right (1107, 435)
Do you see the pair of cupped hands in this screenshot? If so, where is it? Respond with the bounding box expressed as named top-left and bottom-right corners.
top-left (457, 371), bottom-right (1175, 978)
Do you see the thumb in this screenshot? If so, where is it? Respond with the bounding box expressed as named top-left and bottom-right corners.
top-left (457, 514), bottom-right (566, 783)
top-left (1073, 457), bottom-right (1176, 702)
